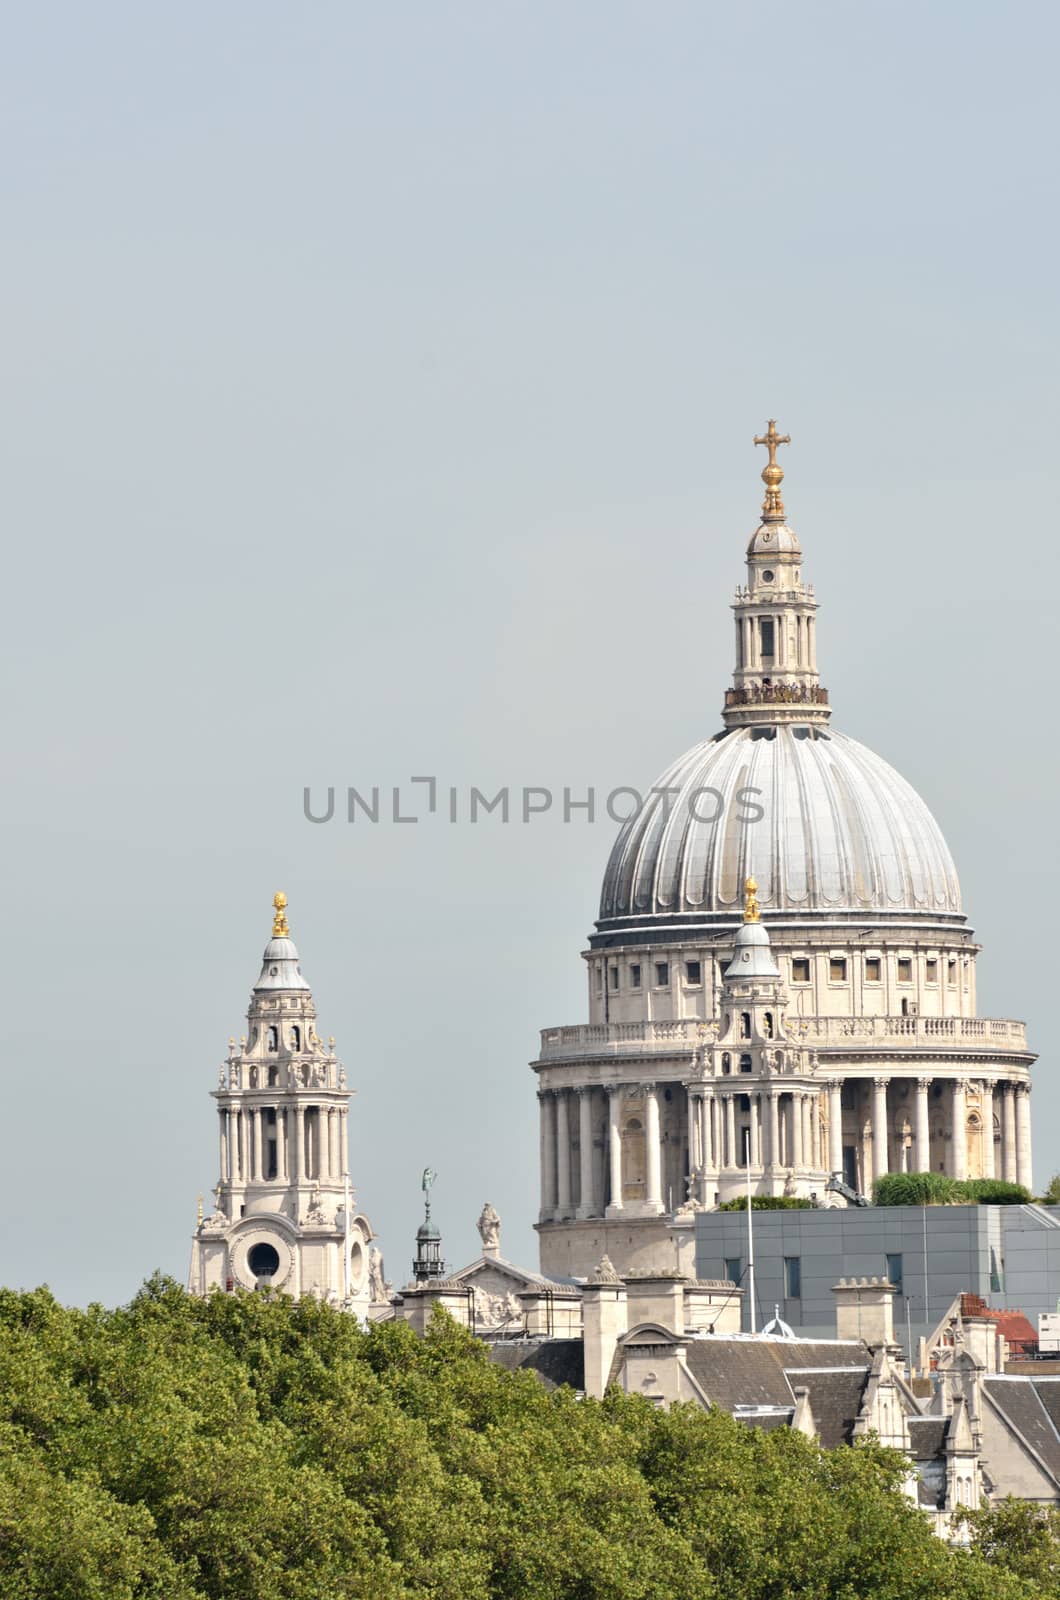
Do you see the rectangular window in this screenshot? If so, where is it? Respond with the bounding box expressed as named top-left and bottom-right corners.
top-left (630, 964), bottom-right (641, 989)
top-left (595, 967), bottom-right (603, 994)
top-left (654, 962), bottom-right (669, 988)
top-left (925, 959), bottom-right (938, 984)
top-left (864, 957), bottom-right (882, 983)
top-left (791, 957), bottom-right (811, 984)
top-left (784, 1257), bottom-right (802, 1299)
top-left (685, 960), bottom-right (702, 985)
top-left (948, 959), bottom-right (957, 985)
top-left (725, 1258), bottom-right (742, 1286)
top-left (885, 1253), bottom-right (903, 1292)
top-left (897, 957), bottom-right (914, 983)
top-left (829, 957), bottom-right (848, 983)
top-left (760, 617), bottom-right (775, 657)
top-left (609, 965), bottom-right (619, 991)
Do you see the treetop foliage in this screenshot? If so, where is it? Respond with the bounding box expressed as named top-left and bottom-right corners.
top-left (0, 1276), bottom-right (1050, 1598)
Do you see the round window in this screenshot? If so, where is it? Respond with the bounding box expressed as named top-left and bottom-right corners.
top-left (762, 569), bottom-right (774, 582)
top-left (248, 1242), bottom-right (280, 1278)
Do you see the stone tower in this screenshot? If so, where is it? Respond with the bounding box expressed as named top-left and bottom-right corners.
top-left (188, 893), bottom-right (375, 1312)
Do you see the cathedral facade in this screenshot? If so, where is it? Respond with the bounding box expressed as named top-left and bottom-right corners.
top-left (188, 894), bottom-right (376, 1312)
top-left (534, 424), bottom-right (1035, 1280)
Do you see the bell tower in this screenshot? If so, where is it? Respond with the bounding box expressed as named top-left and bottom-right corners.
top-left (188, 893), bottom-right (376, 1312)
top-left (725, 419), bottom-right (830, 729)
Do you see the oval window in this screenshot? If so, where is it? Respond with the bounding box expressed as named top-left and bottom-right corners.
top-left (248, 1242), bottom-right (280, 1278)
top-left (762, 569), bottom-right (774, 582)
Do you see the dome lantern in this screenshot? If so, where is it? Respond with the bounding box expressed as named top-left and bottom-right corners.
top-left (726, 420), bottom-right (830, 730)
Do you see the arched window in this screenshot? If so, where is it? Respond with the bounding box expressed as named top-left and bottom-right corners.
top-left (764, 1012), bottom-right (774, 1038)
top-left (291, 1025), bottom-right (301, 1052)
top-left (267, 1026), bottom-right (278, 1052)
top-left (722, 1052), bottom-right (731, 1075)
top-left (740, 1012), bottom-right (751, 1040)
top-left (739, 1054), bottom-right (752, 1073)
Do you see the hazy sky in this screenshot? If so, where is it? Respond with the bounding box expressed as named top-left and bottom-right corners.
top-left (2, 2), bottom-right (1057, 1305)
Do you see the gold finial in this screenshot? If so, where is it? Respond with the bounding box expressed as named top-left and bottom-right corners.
top-left (196, 1193), bottom-right (204, 1228)
top-left (754, 419), bottom-right (791, 519)
top-left (744, 876), bottom-right (760, 924)
top-left (272, 890), bottom-right (289, 938)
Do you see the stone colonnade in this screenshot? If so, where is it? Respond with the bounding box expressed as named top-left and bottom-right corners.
top-left (538, 1075), bottom-right (1033, 1220)
top-left (219, 1103), bottom-right (348, 1186)
top-left (846, 1076), bottom-right (1030, 1186)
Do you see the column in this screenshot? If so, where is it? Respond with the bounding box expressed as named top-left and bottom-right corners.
top-left (219, 1107), bottom-right (229, 1183)
top-left (1000, 1083), bottom-right (1017, 1182)
top-left (951, 1081), bottom-right (968, 1180)
top-left (279, 1108), bottom-right (289, 1181)
top-left (339, 1107), bottom-right (349, 1178)
top-left (1016, 1083), bottom-right (1033, 1191)
top-left (828, 1080), bottom-right (843, 1175)
top-left (293, 1104), bottom-right (305, 1185)
top-left (915, 1078), bottom-right (931, 1172)
top-left (577, 1088), bottom-right (596, 1218)
top-left (538, 1092), bottom-right (554, 1218)
top-left (725, 1093), bottom-right (736, 1170)
top-left (749, 1096), bottom-right (761, 1170)
top-left (872, 1077), bottom-right (890, 1182)
top-left (981, 1081), bottom-right (996, 1180)
top-left (645, 1085), bottom-right (663, 1211)
top-left (607, 1086), bottom-right (624, 1212)
top-left (766, 1090), bottom-right (780, 1172)
top-left (791, 1093), bottom-right (804, 1169)
top-left (687, 1088), bottom-right (702, 1171)
top-left (556, 1091), bottom-right (572, 1215)
top-left (801, 1095), bottom-right (813, 1169)
top-left (239, 1110), bottom-right (249, 1182)
top-left (701, 1093), bottom-right (714, 1171)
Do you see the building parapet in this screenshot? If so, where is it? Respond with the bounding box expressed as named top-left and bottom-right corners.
top-left (537, 1014), bottom-right (1028, 1060)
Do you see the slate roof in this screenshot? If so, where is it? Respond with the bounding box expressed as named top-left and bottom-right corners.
top-left (908, 1416), bottom-right (948, 1461)
top-left (683, 1338), bottom-right (869, 1412)
top-left (984, 1378), bottom-right (1060, 1484)
top-left (790, 1369), bottom-right (872, 1449)
top-left (488, 1338), bottom-right (584, 1393)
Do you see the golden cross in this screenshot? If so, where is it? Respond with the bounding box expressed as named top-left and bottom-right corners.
top-left (753, 419), bottom-right (791, 466)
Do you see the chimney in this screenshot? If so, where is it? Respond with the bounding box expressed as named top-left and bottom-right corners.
top-left (683, 1279), bottom-right (745, 1335)
top-left (832, 1276), bottom-right (897, 1346)
top-left (397, 1280), bottom-right (471, 1336)
top-left (581, 1256), bottom-right (628, 1399)
top-left (623, 1273), bottom-right (687, 1333)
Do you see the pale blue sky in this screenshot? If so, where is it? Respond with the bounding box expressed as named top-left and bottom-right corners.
top-left (2, 2), bottom-right (1057, 1303)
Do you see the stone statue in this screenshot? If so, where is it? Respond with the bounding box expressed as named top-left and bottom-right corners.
top-left (784, 1168), bottom-right (798, 1197)
top-left (203, 1184), bottom-right (228, 1231)
top-left (305, 1183), bottom-right (330, 1226)
top-left (368, 1245), bottom-right (389, 1304)
top-left (477, 1202), bottom-right (501, 1254)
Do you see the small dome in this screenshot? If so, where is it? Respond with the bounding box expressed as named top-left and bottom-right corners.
top-left (723, 921), bottom-right (780, 979)
top-left (253, 936), bottom-right (311, 992)
top-left (746, 520), bottom-right (801, 558)
top-left (598, 724), bottom-right (962, 931)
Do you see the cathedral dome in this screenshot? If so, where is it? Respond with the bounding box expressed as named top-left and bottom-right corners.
top-left (597, 724), bottom-right (962, 933)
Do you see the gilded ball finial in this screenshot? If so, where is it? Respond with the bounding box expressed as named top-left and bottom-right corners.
top-left (272, 891), bottom-right (289, 938)
top-left (753, 419), bottom-right (791, 520)
top-left (744, 876), bottom-right (760, 924)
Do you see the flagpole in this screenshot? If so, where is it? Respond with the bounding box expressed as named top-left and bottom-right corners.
top-left (747, 1156), bottom-right (756, 1334)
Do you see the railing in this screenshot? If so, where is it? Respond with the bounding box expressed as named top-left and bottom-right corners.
top-left (537, 1015), bottom-right (1029, 1059)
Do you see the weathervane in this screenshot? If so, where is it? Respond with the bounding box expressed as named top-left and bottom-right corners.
top-left (754, 419), bottom-right (791, 519)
